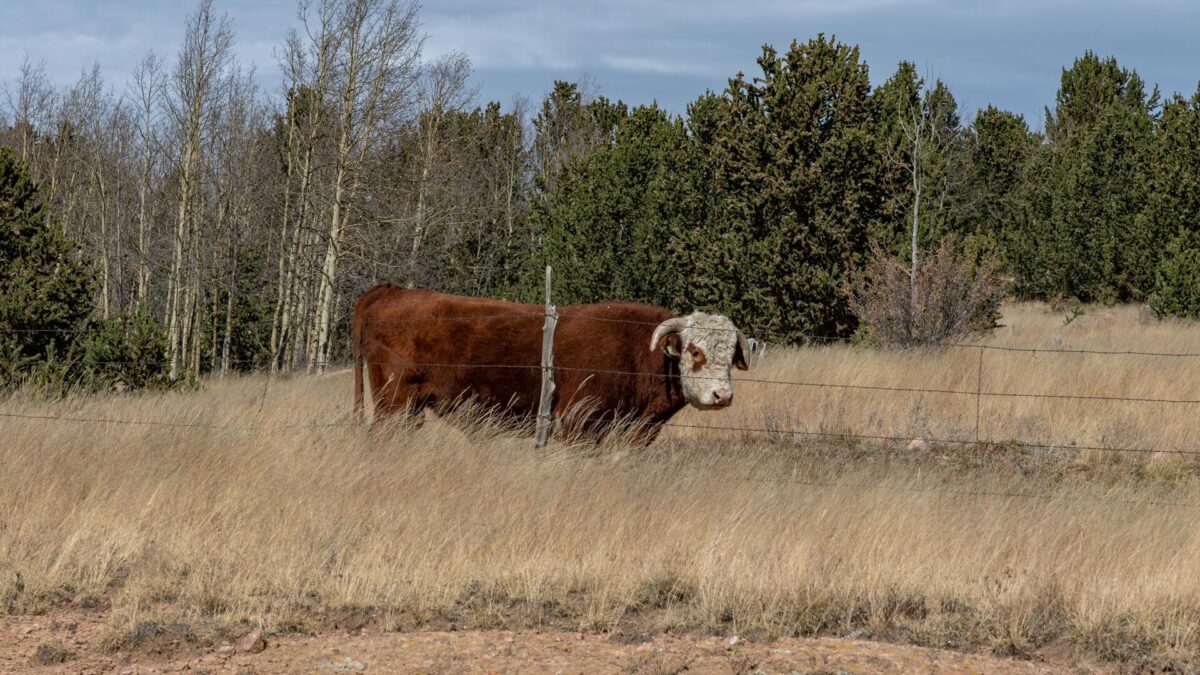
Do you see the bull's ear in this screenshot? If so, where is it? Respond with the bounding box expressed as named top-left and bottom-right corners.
top-left (650, 317), bottom-right (687, 356)
top-left (733, 330), bottom-right (751, 370)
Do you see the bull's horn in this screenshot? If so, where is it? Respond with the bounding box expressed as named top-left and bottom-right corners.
top-left (650, 317), bottom-right (688, 352)
top-left (734, 330), bottom-right (751, 370)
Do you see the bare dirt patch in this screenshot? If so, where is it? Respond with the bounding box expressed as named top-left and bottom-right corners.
top-left (2, 609), bottom-right (1103, 674)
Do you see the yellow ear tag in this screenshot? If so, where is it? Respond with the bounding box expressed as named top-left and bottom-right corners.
top-left (665, 345), bottom-right (678, 357)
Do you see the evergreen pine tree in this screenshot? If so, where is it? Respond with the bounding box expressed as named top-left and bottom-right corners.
top-left (0, 148), bottom-right (93, 384)
top-left (1014, 52), bottom-right (1156, 301)
top-left (680, 36), bottom-right (886, 339)
top-left (956, 106), bottom-right (1038, 262)
top-left (1146, 88), bottom-right (1200, 316)
top-left (535, 104), bottom-right (693, 307)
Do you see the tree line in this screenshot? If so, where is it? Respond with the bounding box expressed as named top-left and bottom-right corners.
top-left (3, 0), bottom-right (1200, 388)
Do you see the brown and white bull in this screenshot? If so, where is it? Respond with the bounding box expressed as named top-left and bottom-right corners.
top-left (351, 285), bottom-right (749, 444)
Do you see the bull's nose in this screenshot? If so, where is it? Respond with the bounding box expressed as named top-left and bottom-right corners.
top-left (711, 389), bottom-right (733, 407)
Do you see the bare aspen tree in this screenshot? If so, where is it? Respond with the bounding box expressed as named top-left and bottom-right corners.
top-left (498, 95), bottom-right (529, 241)
top-left (112, 103), bottom-right (136, 314)
top-left (271, 0), bottom-right (338, 372)
top-left (45, 88), bottom-right (81, 239)
top-left (68, 64), bottom-right (120, 318)
top-left (164, 0), bottom-right (234, 381)
top-left (3, 57), bottom-right (56, 166)
top-left (45, 73), bottom-right (110, 246)
top-left (903, 104), bottom-right (925, 295)
top-left (5, 59), bottom-right (69, 230)
top-left (90, 78), bottom-right (113, 319)
top-left (214, 67), bottom-right (259, 376)
top-left (888, 76), bottom-right (962, 296)
top-left (472, 96), bottom-right (528, 293)
top-left (304, 0), bottom-right (422, 373)
top-left (408, 52), bottom-right (472, 276)
top-left (129, 52), bottom-right (167, 308)
top-left (268, 79), bottom-right (301, 371)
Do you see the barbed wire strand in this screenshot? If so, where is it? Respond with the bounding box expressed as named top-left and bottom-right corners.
top-left (39, 356), bottom-right (1200, 406)
top-left (3, 404), bottom-right (1198, 457)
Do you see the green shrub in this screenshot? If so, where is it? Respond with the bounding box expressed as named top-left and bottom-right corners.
top-left (1149, 230), bottom-right (1200, 318)
top-left (74, 312), bottom-right (170, 392)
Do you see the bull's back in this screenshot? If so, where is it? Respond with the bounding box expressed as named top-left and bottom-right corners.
top-left (356, 286), bottom-right (546, 415)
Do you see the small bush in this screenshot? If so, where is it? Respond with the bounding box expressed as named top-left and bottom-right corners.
top-left (31, 642), bottom-right (74, 665)
top-left (74, 311), bottom-right (170, 392)
top-left (847, 242), bottom-right (1006, 347)
top-left (5, 312), bottom-right (171, 395)
top-left (1148, 229), bottom-right (1200, 319)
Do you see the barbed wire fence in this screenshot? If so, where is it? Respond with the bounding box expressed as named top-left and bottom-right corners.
top-left (3, 299), bottom-right (1200, 509)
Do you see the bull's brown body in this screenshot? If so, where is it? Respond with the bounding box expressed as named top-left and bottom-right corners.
top-left (352, 285), bottom-right (687, 442)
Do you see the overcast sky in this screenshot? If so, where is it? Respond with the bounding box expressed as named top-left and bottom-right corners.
top-left (2, 0), bottom-right (1198, 128)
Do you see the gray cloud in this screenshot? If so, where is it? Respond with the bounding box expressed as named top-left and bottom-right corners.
top-left (2, 0), bottom-right (1198, 128)
top-left (422, 0), bottom-right (1200, 125)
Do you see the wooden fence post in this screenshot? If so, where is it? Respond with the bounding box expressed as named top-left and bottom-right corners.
top-left (535, 265), bottom-right (557, 448)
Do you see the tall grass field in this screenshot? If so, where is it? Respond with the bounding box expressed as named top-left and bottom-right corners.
top-left (2, 302), bottom-right (1199, 667)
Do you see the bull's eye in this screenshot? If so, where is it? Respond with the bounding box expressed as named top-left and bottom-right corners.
top-left (688, 345), bottom-right (706, 371)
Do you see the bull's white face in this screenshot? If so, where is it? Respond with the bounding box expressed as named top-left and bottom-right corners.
top-left (650, 311), bottom-right (749, 409)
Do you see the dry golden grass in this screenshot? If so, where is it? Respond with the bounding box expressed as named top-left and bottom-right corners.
top-left (1, 301), bottom-right (1199, 667)
top-left (669, 302), bottom-right (1200, 463)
